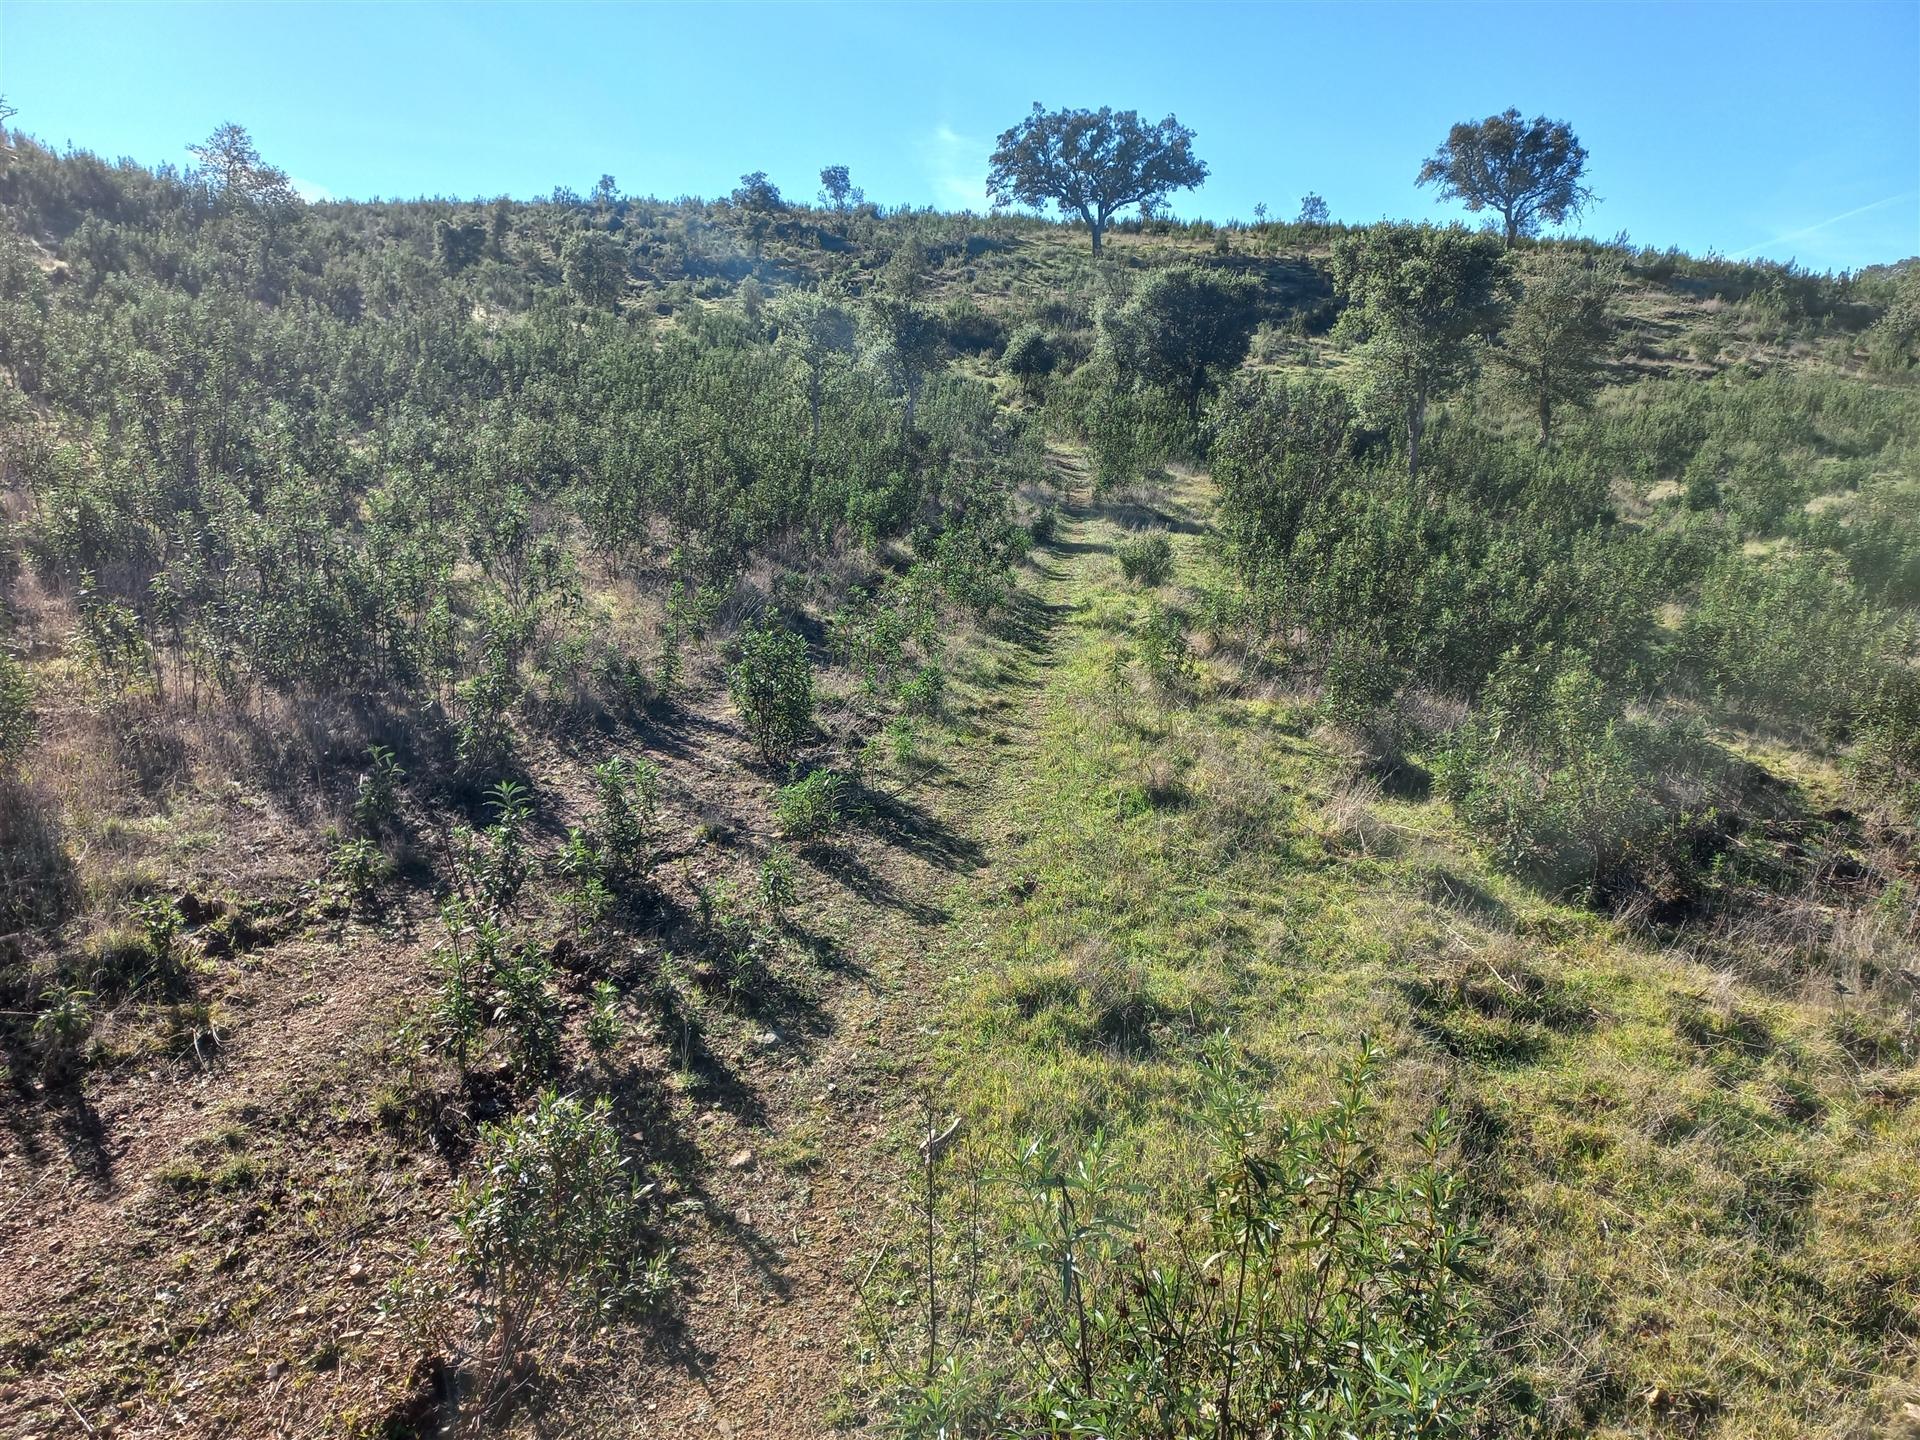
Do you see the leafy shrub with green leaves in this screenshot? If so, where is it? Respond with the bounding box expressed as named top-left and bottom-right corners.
top-left (1436, 646), bottom-right (1726, 896)
top-left (590, 754), bottom-right (659, 874)
top-left (756, 845), bottom-right (799, 920)
top-left (454, 1092), bottom-right (656, 1417)
top-left (880, 1040), bottom-right (1487, 1439)
top-left (1133, 604), bottom-right (1194, 696)
top-left (351, 745), bottom-right (405, 833)
top-left (0, 651), bottom-right (34, 764)
top-left (775, 768), bottom-right (846, 843)
top-left (897, 662), bottom-right (946, 718)
top-left (1676, 551), bottom-right (1891, 737)
top-left (1000, 324), bottom-right (1057, 395)
top-left (730, 622), bottom-right (814, 761)
top-left (328, 834), bottom-right (389, 906)
top-left (1115, 531), bottom-right (1174, 588)
top-left (1853, 666), bottom-right (1920, 823)
top-left (453, 781), bottom-right (534, 918)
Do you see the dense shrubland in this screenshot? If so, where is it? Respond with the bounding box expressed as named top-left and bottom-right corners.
top-left (2, 112), bottom-right (1916, 1438)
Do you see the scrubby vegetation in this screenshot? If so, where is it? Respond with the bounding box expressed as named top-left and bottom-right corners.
top-left (1, 99), bottom-right (1915, 1440)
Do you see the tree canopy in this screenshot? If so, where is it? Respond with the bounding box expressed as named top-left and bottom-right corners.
top-left (1417, 108), bottom-right (1592, 246)
top-left (987, 103), bottom-right (1206, 255)
top-left (1097, 266), bottom-right (1258, 408)
top-left (1330, 223), bottom-right (1513, 480)
top-left (1492, 250), bottom-right (1620, 446)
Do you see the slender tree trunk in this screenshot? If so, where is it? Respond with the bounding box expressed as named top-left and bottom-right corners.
top-left (1089, 220), bottom-right (1103, 256)
top-left (1407, 393), bottom-right (1426, 484)
top-left (1538, 390), bottom-right (1552, 449)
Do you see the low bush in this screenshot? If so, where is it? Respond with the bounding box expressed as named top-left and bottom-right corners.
top-left (1115, 531), bottom-right (1174, 587)
top-left (876, 1041), bottom-right (1487, 1439)
top-left (730, 622), bottom-right (814, 761)
top-left (1436, 646), bottom-right (1728, 898)
top-left (1001, 324), bottom-right (1057, 395)
top-left (775, 768), bottom-right (846, 843)
top-left (454, 1092), bottom-right (656, 1419)
top-left (0, 651), bottom-right (34, 764)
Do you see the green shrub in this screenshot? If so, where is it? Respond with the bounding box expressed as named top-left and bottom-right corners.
top-left (454, 1092), bottom-right (654, 1413)
top-left (897, 662), bottom-right (945, 717)
top-left (1115, 531), bottom-right (1174, 587)
top-left (879, 1040), bottom-right (1486, 1438)
top-left (585, 979), bottom-right (622, 1061)
top-left (1676, 551), bottom-right (1889, 737)
top-left (1001, 324), bottom-right (1057, 395)
top-left (350, 744), bottom-right (405, 833)
top-left (730, 622), bottom-right (814, 761)
top-left (591, 754), bottom-right (659, 873)
top-left (756, 845), bottom-right (799, 920)
top-left (775, 768), bottom-right (845, 843)
top-left (328, 835), bottom-right (389, 906)
top-left (0, 651), bottom-right (34, 764)
top-left (1437, 647), bottom-right (1725, 896)
top-left (1854, 666), bottom-right (1920, 823)
top-left (1133, 604), bottom-right (1194, 695)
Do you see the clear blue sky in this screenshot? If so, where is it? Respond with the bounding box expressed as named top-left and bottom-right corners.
top-left (4, 0), bottom-right (1916, 271)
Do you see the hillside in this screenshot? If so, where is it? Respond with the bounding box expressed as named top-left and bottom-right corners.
top-left (1, 128), bottom-right (1918, 1440)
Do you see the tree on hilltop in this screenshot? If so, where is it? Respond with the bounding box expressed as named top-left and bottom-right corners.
top-left (987, 103), bottom-right (1207, 256)
top-left (1417, 109), bottom-right (1593, 247)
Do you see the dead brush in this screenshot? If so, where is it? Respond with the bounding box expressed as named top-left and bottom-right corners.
top-left (1192, 736), bottom-right (1292, 858)
top-left (1318, 774), bottom-right (1391, 856)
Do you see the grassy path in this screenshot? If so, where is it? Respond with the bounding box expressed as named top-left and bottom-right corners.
top-left (601, 448), bottom-right (1104, 1439)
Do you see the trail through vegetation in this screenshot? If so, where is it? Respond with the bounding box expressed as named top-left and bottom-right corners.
top-left (2, 115), bottom-right (1917, 1440)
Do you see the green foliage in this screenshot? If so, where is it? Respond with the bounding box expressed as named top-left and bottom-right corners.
top-left (31, 981), bottom-right (94, 1076)
top-left (561, 229), bottom-right (626, 306)
top-left (730, 622), bottom-right (814, 761)
top-left (0, 649), bottom-right (33, 764)
top-left (434, 899), bottom-right (489, 1078)
top-left (453, 780), bottom-right (535, 918)
top-left (775, 767), bottom-right (845, 843)
top-left (1331, 223), bottom-right (1514, 478)
top-left (756, 845), bottom-right (799, 920)
top-left (1097, 266), bottom-right (1259, 409)
top-left (1000, 324), bottom-right (1056, 395)
top-left (1862, 264), bottom-right (1919, 373)
top-left (1212, 382), bottom-right (1651, 702)
top-left (987, 104), bottom-right (1208, 254)
top-left (1114, 530), bottom-right (1174, 587)
top-left (885, 1042), bottom-right (1486, 1438)
top-left (586, 979), bottom-right (622, 1061)
top-left (1132, 603), bottom-right (1194, 696)
top-left (590, 754), bottom-right (659, 875)
top-left (1494, 250), bottom-right (1620, 445)
top-left (1676, 551), bottom-right (1893, 737)
top-left (1854, 667), bottom-right (1920, 823)
top-left (897, 662), bottom-right (946, 717)
top-left (1417, 108), bottom-right (1593, 245)
top-left (454, 1092), bottom-right (654, 1405)
top-left (1436, 647), bottom-right (1725, 895)
top-left (132, 893), bottom-right (185, 971)
top-left (328, 834), bottom-right (389, 906)
top-left (351, 745), bottom-right (405, 833)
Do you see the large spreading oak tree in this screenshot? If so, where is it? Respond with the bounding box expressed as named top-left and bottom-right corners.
top-left (1417, 108), bottom-right (1593, 247)
top-left (987, 103), bottom-right (1207, 255)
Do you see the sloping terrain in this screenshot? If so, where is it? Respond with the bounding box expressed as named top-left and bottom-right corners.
top-left (2, 129), bottom-right (1918, 1440)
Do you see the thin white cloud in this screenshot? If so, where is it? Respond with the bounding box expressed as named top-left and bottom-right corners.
top-left (918, 124), bottom-right (990, 212)
top-left (291, 177), bottom-right (333, 203)
top-left (1730, 190), bottom-right (1917, 260)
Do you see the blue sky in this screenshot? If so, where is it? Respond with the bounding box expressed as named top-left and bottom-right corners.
top-left (4, 0), bottom-right (1916, 271)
